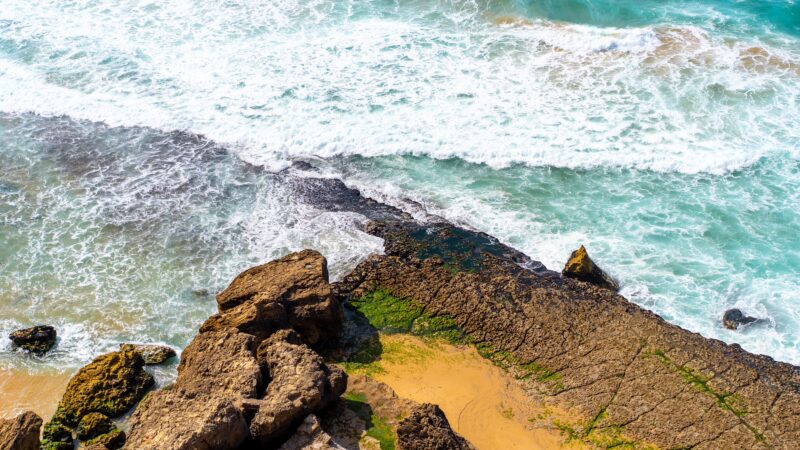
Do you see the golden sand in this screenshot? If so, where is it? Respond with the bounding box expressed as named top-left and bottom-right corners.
top-left (366, 334), bottom-right (576, 450)
top-left (0, 368), bottom-right (71, 420)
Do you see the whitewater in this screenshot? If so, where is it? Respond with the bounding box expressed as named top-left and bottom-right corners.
top-left (1, 0), bottom-right (799, 379)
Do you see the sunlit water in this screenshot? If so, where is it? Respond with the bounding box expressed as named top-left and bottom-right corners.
top-left (0, 0), bottom-right (798, 376)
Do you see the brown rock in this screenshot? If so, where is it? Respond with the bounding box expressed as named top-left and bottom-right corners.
top-left (125, 330), bottom-right (261, 450)
top-left (0, 411), bottom-right (42, 450)
top-left (8, 325), bottom-right (56, 354)
top-left (214, 250), bottom-right (343, 346)
top-left (278, 415), bottom-right (345, 450)
top-left (562, 245), bottom-right (619, 291)
top-left (396, 403), bottom-right (472, 450)
top-left (54, 347), bottom-right (154, 426)
top-left (119, 344), bottom-right (176, 365)
top-left (249, 329), bottom-right (347, 444)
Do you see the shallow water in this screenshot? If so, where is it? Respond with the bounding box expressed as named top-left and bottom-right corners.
top-left (0, 0), bottom-right (798, 380)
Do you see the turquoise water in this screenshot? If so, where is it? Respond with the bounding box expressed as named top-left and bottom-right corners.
top-left (0, 0), bottom-right (798, 372)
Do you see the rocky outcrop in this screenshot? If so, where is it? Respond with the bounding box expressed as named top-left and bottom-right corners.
top-left (119, 343), bottom-right (176, 365)
top-left (723, 308), bottom-right (766, 330)
top-left (562, 245), bottom-right (619, 291)
top-left (125, 329), bottom-right (260, 450)
top-left (249, 329), bottom-right (347, 444)
top-left (279, 415), bottom-right (345, 450)
top-left (125, 250), bottom-right (348, 450)
top-left (51, 347), bottom-right (154, 426)
top-left (211, 250), bottom-right (343, 346)
top-left (396, 404), bottom-right (472, 450)
top-left (0, 411), bottom-right (42, 450)
top-left (337, 220), bottom-right (800, 449)
top-left (8, 325), bottom-right (56, 354)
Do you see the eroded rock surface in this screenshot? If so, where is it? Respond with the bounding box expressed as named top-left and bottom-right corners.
top-left (337, 220), bottom-right (800, 449)
top-left (119, 343), bottom-right (177, 365)
top-left (213, 250), bottom-right (343, 346)
top-left (396, 404), bottom-right (472, 450)
top-left (0, 411), bottom-right (42, 450)
top-left (562, 245), bottom-right (619, 291)
top-left (278, 415), bottom-right (345, 450)
top-left (125, 330), bottom-right (260, 450)
top-left (8, 325), bottom-right (56, 354)
top-left (249, 329), bottom-right (347, 444)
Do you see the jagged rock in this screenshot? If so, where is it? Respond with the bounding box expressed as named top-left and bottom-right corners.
top-left (278, 415), bottom-right (345, 450)
top-left (125, 329), bottom-right (261, 450)
top-left (396, 404), bottom-right (472, 450)
top-left (8, 325), bottom-right (56, 354)
top-left (41, 420), bottom-right (73, 450)
top-left (214, 250), bottom-right (343, 346)
top-left (336, 220), bottom-right (800, 449)
top-left (76, 412), bottom-right (114, 440)
top-left (86, 429), bottom-right (125, 450)
top-left (200, 298), bottom-right (288, 340)
top-left (0, 411), bottom-right (42, 450)
top-left (53, 347), bottom-right (154, 426)
top-left (722, 308), bottom-right (764, 330)
top-left (119, 344), bottom-right (176, 365)
top-left (249, 329), bottom-right (347, 444)
top-left (562, 245), bottom-right (619, 291)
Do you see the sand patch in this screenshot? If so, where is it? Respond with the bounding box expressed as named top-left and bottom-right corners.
top-left (0, 368), bottom-right (70, 419)
top-left (352, 334), bottom-right (578, 450)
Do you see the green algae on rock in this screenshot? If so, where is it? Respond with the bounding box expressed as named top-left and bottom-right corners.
top-left (52, 347), bottom-right (154, 426)
top-left (76, 412), bottom-right (115, 440)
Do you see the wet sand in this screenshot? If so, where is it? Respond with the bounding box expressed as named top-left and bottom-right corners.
top-left (368, 335), bottom-right (576, 450)
top-left (0, 368), bottom-right (71, 420)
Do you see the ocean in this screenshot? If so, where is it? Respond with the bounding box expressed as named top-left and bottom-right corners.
top-left (1, 0), bottom-right (798, 379)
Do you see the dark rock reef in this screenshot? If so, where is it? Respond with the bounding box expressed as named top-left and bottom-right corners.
top-left (722, 308), bottom-right (766, 330)
top-left (337, 219), bottom-right (800, 449)
top-left (8, 325), bottom-right (56, 354)
top-left (0, 411), bottom-right (42, 450)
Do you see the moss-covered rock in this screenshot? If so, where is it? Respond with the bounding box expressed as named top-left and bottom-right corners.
top-left (87, 429), bottom-right (126, 449)
top-left (40, 420), bottom-right (73, 450)
top-left (53, 347), bottom-right (154, 426)
top-left (76, 412), bottom-right (114, 440)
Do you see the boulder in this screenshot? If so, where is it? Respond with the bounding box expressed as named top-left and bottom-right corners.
top-left (86, 429), bottom-right (125, 450)
top-left (9, 325), bottom-right (56, 354)
top-left (0, 411), bottom-right (42, 450)
top-left (41, 420), bottom-right (73, 450)
top-left (200, 299), bottom-right (288, 340)
top-left (396, 404), bottom-right (473, 450)
top-left (562, 245), bottom-right (619, 291)
top-left (119, 344), bottom-right (176, 365)
top-left (249, 329), bottom-right (347, 444)
top-left (53, 347), bottom-right (154, 426)
top-left (76, 412), bottom-right (114, 440)
top-left (278, 415), bottom-right (345, 450)
top-left (722, 308), bottom-right (765, 330)
top-left (125, 330), bottom-right (261, 450)
top-left (215, 250), bottom-right (343, 346)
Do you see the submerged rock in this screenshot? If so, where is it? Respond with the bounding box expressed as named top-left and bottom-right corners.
top-left (562, 245), bottom-right (619, 291)
top-left (213, 249), bottom-right (343, 346)
top-left (722, 308), bottom-right (765, 330)
top-left (53, 347), bottom-right (154, 426)
top-left (9, 325), bottom-right (56, 354)
top-left (0, 411), bottom-right (42, 450)
top-left (119, 343), bottom-right (176, 365)
top-left (249, 329), bottom-right (347, 444)
top-left (396, 404), bottom-right (473, 450)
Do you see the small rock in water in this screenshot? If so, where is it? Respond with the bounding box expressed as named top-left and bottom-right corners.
top-left (562, 245), bottom-right (619, 291)
top-left (119, 343), bottom-right (177, 365)
top-left (722, 308), bottom-right (764, 330)
top-left (0, 411), bottom-right (42, 450)
top-left (9, 325), bottom-right (57, 354)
